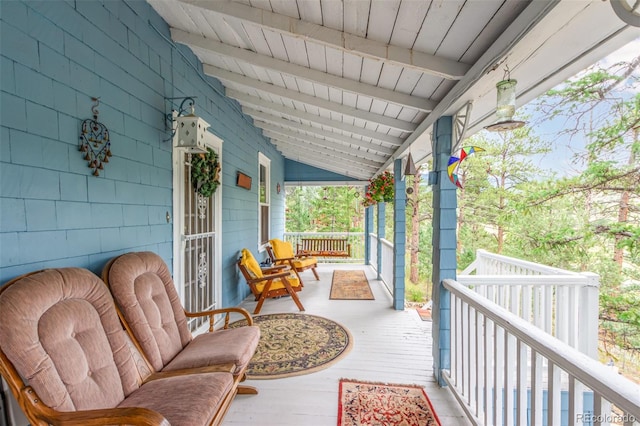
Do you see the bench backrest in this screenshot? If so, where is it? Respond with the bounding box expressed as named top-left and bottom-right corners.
top-left (103, 251), bottom-right (193, 372)
top-left (0, 268), bottom-right (141, 418)
top-left (298, 238), bottom-right (351, 256)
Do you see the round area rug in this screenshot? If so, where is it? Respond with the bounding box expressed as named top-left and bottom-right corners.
top-left (229, 313), bottom-right (353, 379)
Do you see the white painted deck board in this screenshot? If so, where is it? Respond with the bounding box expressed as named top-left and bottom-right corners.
top-left (223, 264), bottom-right (471, 426)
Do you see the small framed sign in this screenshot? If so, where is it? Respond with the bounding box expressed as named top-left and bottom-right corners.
top-left (236, 171), bottom-right (252, 190)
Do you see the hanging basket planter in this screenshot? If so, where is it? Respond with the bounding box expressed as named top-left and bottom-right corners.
top-left (191, 147), bottom-right (220, 198)
top-left (362, 171), bottom-right (394, 207)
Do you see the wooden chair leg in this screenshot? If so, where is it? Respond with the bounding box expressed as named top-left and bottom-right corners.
top-left (254, 280), bottom-right (276, 314)
top-left (311, 266), bottom-right (319, 280)
top-left (288, 261), bottom-right (304, 287)
top-left (281, 278), bottom-right (304, 312)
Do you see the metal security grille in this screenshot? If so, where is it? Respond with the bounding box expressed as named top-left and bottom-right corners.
top-left (182, 152), bottom-right (217, 332)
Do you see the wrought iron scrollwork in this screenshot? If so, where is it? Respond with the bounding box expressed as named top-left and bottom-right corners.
top-left (79, 97), bottom-right (111, 176)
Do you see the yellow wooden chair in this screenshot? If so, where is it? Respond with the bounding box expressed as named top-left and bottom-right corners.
top-left (237, 248), bottom-right (304, 314)
top-left (267, 238), bottom-right (320, 283)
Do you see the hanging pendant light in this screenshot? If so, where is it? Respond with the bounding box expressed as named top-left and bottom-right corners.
top-left (485, 67), bottom-right (526, 132)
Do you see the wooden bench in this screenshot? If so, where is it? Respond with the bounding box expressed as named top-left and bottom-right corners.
top-left (297, 238), bottom-right (351, 258)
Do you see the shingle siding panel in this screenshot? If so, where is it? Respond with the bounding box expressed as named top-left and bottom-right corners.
top-left (0, 0), bottom-right (286, 310)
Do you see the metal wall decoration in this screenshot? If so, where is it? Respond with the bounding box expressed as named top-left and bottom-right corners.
top-left (79, 97), bottom-right (111, 176)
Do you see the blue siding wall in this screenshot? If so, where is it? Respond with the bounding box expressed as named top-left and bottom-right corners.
top-left (284, 159), bottom-right (358, 182)
top-left (0, 0), bottom-right (284, 306)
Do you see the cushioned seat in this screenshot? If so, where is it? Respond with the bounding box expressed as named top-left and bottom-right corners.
top-left (102, 252), bottom-right (260, 395)
top-left (0, 268), bottom-right (236, 426)
top-left (118, 372), bottom-right (232, 425)
top-left (267, 238), bottom-right (319, 282)
top-left (164, 326), bottom-right (258, 372)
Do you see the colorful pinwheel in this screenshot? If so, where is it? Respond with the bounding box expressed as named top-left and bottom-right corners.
top-left (447, 146), bottom-right (484, 189)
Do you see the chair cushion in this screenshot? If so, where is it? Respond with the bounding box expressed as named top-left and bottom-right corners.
top-left (0, 268), bottom-right (141, 411)
top-left (119, 372), bottom-right (233, 425)
top-left (164, 325), bottom-right (260, 374)
top-left (292, 257), bottom-right (317, 269)
top-left (107, 252), bottom-right (192, 372)
top-left (241, 248), bottom-right (264, 278)
top-left (270, 238), bottom-right (295, 258)
top-left (255, 272), bottom-right (301, 293)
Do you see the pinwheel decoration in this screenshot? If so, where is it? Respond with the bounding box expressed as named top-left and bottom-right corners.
top-left (447, 146), bottom-right (484, 189)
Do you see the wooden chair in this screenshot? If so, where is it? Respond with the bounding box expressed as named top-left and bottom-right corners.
top-left (267, 238), bottom-right (320, 283)
top-left (238, 248), bottom-right (305, 314)
top-left (102, 251), bottom-right (260, 396)
top-left (0, 268), bottom-right (237, 426)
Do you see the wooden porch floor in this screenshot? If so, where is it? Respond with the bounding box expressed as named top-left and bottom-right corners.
top-left (224, 263), bottom-right (471, 425)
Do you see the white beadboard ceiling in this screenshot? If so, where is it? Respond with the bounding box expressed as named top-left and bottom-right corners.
top-left (149, 0), bottom-right (639, 181)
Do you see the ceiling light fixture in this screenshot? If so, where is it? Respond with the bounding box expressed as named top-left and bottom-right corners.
top-left (166, 96), bottom-right (209, 153)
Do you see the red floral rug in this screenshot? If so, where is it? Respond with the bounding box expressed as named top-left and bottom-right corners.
top-left (338, 379), bottom-right (441, 426)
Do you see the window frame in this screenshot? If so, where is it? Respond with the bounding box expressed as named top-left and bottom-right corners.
top-left (258, 152), bottom-right (270, 251)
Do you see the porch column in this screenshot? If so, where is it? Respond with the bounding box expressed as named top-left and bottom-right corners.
top-left (431, 116), bottom-right (456, 387)
top-left (392, 158), bottom-right (406, 310)
top-left (376, 202), bottom-right (385, 280)
top-left (364, 192), bottom-right (373, 266)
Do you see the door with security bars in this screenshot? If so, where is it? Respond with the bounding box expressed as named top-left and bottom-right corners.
top-left (173, 136), bottom-right (222, 333)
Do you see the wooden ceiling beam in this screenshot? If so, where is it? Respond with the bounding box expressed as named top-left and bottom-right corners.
top-left (273, 147), bottom-right (376, 178)
top-left (227, 89), bottom-right (404, 146)
top-left (257, 122), bottom-right (387, 164)
top-left (244, 108), bottom-right (395, 156)
top-left (181, 0), bottom-right (471, 80)
top-left (172, 28), bottom-right (436, 112)
top-left (204, 64), bottom-right (417, 132)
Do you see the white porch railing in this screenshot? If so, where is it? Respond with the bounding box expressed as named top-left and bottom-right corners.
top-left (458, 249), bottom-right (599, 358)
top-left (367, 233), bottom-right (394, 293)
top-left (444, 278), bottom-right (640, 426)
top-left (369, 232), bottom-right (378, 269)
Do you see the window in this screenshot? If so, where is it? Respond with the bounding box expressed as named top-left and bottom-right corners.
top-left (258, 153), bottom-right (270, 247)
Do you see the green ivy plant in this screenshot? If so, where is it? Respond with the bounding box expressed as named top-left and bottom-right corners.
top-left (191, 148), bottom-right (220, 198)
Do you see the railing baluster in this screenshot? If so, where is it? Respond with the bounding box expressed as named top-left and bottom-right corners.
top-left (544, 285), bottom-right (553, 335)
top-left (531, 349), bottom-right (543, 426)
top-left (594, 392), bottom-right (603, 425)
top-left (455, 295), bottom-right (462, 387)
top-left (569, 376), bottom-right (577, 426)
top-left (494, 322), bottom-right (504, 426)
top-left (548, 361), bottom-right (561, 426)
top-left (516, 340), bottom-right (528, 426)
top-left (461, 299), bottom-right (467, 395)
top-left (468, 303), bottom-right (475, 407)
top-left (485, 315), bottom-right (494, 425)
top-left (504, 329), bottom-right (515, 426)
top-left (476, 310), bottom-right (484, 420)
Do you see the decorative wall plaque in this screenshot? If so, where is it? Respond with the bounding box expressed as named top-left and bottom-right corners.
top-left (236, 171), bottom-right (252, 190)
top-left (79, 97), bottom-right (111, 176)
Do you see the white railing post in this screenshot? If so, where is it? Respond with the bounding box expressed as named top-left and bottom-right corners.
top-left (579, 272), bottom-right (600, 360)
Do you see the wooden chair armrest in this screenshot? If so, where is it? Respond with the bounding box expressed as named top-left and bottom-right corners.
top-left (145, 364), bottom-right (235, 382)
top-left (262, 270), bottom-right (293, 279)
top-left (248, 271), bottom-right (291, 283)
top-left (21, 387), bottom-right (170, 426)
top-left (184, 307), bottom-right (254, 329)
top-left (261, 264), bottom-right (289, 273)
top-left (273, 256), bottom-right (295, 261)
